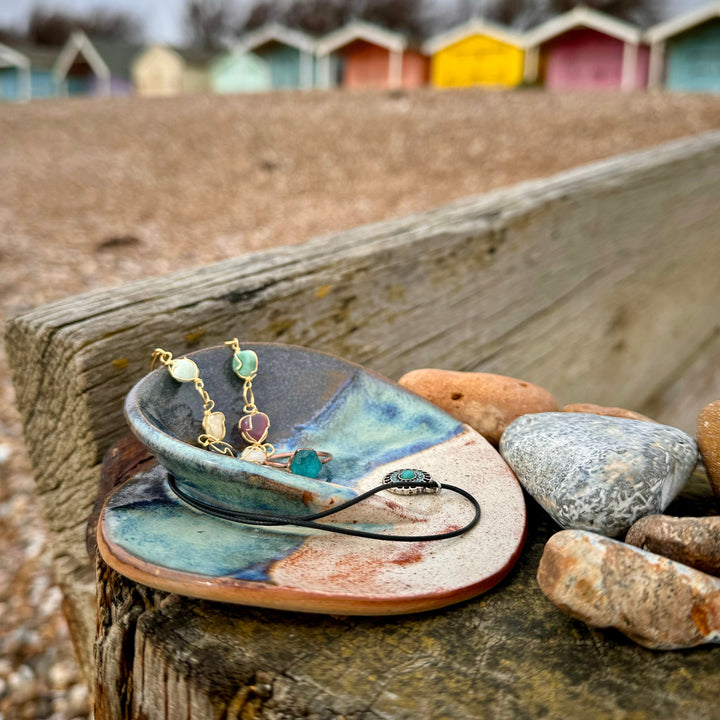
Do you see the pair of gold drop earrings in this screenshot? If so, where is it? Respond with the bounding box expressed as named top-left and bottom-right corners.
top-left (151, 339), bottom-right (273, 464)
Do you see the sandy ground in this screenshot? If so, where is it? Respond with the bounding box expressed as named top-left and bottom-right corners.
top-left (1, 87), bottom-right (720, 718)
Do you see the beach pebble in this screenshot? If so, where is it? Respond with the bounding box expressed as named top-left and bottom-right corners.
top-left (537, 529), bottom-right (720, 649)
top-left (697, 400), bottom-right (720, 499)
top-left (562, 403), bottom-right (652, 422)
top-left (398, 368), bottom-right (557, 445)
top-left (626, 515), bottom-right (720, 576)
top-left (499, 413), bottom-right (698, 536)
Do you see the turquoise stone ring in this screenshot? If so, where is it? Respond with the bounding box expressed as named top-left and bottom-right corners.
top-left (266, 449), bottom-right (333, 479)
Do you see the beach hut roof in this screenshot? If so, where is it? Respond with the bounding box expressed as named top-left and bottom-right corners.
top-left (53, 30), bottom-right (110, 81)
top-left (7, 42), bottom-right (60, 71)
top-left (174, 44), bottom-right (215, 66)
top-left (87, 37), bottom-right (144, 79)
top-left (645, 1), bottom-right (720, 43)
top-left (0, 42), bottom-right (30, 69)
top-left (315, 20), bottom-right (407, 56)
top-left (422, 17), bottom-right (527, 54)
top-left (235, 22), bottom-right (317, 55)
top-left (524, 6), bottom-right (642, 47)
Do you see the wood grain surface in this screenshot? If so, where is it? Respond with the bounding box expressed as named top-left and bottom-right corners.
top-left (7, 130), bottom-right (720, 680)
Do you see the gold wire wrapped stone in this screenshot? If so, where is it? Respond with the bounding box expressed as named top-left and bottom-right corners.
top-left (169, 357), bottom-right (199, 382)
top-left (202, 412), bottom-right (226, 440)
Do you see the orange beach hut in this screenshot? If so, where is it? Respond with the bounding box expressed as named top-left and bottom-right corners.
top-left (315, 20), bottom-right (428, 89)
top-left (423, 18), bottom-right (527, 88)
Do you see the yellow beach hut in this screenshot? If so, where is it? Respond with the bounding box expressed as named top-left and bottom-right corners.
top-left (131, 45), bottom-right (210, 97)
top-left (423, 18), bottom-right (527, 88)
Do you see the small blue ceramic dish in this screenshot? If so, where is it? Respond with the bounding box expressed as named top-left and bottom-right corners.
top-left (124, 342), bottom-right (466, 516)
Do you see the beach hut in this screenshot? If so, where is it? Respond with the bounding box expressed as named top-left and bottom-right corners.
top-left (0, 43), bottom-right (31, 101)
top-left (132, 45), bottom-right (210, 96)
top-left (4, 44), bottom-right (61, 99)
top-left (423, 18), bottom-right (526, 88)
top-left (524, 7), bottom-right (648, 91)
top-left (209, 50), bottom-right (271, 93)
top-left (131, 45), bottom-right (183, 96)
top-left (86, 38), bottom-right (143, 95)
top-left (53, 31), bottom-right (112, 96)
top-left (315, 20), bottom-right (428, 89)
top-left (646, 2), bottom-right (720, 92)
top-left (233, 23), bottom-right (316, 89)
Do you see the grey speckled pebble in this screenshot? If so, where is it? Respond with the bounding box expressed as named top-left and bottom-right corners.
top-left (499, 412), bottom-right (698, 537)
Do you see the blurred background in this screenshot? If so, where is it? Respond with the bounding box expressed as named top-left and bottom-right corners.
top-left (1, 0), bottom-right (719, 718)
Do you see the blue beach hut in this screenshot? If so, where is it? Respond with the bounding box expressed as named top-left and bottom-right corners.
top-left (0, 43), bottom-right (31, 101)
top-left (0, 42), bottom-right (60, 100)
top-left (234, 23), bottom-right (317, 90)
top-left (646, 1), bottom-right (720, 92)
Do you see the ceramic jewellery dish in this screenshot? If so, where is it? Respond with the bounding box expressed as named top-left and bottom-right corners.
top-left (106, 342), bottom-right (528, 614)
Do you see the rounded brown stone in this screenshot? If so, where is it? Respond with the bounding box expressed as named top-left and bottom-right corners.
top-left (626, 515), bottom-right (720, 577)
top-left (397, 368), bottom-right (558, 445)
top-left (562, 403), bottom-right (652, 422)
top-left (698, 400), bottom-right (720, 499)
top-left (537, 529), bottom-right (720, 649)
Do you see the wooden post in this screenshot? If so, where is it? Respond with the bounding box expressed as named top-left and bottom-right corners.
top-left (317, 53), bottom-right (331, 89)
top-left (299, 49), bottom-right (313, 89)
top-left (524, 45), bottom-right (539, 84)
top-left (19, 62), bottom-right (31, 101)
top-left (389, 48), bottom-right (403, 88)
top-left (648, 41), bottom-right (665, 90)
top-left (621, 41), bottom-right (639, 91)
top-left (92, 444), bottom-right (719, 720)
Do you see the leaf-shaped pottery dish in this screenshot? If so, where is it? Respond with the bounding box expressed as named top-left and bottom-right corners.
top-left (100, 343), bottom-right (526, 614)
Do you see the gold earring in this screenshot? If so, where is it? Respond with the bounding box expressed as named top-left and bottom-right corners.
top-left (225, 339), bottom-right (275, 464)
top-left (151, 348), bottom-right (236, 457)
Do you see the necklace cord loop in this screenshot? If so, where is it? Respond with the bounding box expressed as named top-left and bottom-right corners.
top-left (167, 475), bottom-right (480, 542)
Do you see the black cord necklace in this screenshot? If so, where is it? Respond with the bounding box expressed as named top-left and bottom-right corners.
top-left (167, 475), bottom-right (481, 542)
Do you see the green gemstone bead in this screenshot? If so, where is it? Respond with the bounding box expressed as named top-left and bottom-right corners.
top-left (232, 350), bottom-right (258, 379)
top-left (399, 469), bottom-right (416, 480)
top-left (289, 449), bottom-right (323, 479)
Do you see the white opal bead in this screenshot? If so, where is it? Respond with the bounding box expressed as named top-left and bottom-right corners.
top-left (241, 446), bottom-right (267, 464)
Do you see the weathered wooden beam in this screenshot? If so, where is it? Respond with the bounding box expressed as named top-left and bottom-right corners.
top-left (7, 130), bottom-right (720, 678)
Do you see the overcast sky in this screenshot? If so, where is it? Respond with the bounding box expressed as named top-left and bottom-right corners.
top-left (0, 0), bottom-right (711, 44)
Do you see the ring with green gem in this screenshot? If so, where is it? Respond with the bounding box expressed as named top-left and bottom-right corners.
top-left (266, 449), bottom-right (333, 479)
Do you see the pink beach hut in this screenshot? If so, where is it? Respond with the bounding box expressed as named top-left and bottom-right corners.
top-left (524, 6), bottom-right (648, 91)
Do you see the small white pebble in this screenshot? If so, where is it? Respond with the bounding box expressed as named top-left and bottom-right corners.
top-left (8, 664), bottom-right (35, 689)
top-left (49, 661), bottom-right (76, 690)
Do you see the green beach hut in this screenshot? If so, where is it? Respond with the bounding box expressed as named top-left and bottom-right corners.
top-left (209, 50), bottom-right (271, 93)
top-left (234, 23), bottom-right (317, 90)
top-left (646, 1), bottom-right (720, 92)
